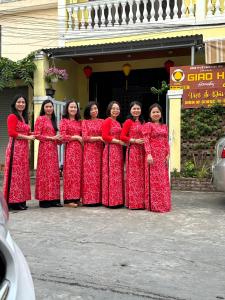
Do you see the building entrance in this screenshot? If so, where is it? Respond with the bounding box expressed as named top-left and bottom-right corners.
top-left (89, 67), bottom-right (169, 122)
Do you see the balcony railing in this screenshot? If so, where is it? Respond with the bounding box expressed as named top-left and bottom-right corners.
top-left (62, 0), bottom-right (225, 40)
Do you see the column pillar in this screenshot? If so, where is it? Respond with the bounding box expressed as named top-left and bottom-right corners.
top-left (33, 51), bottom-right (51, 169)
top-left (167, 89), bottom-right (183, 172)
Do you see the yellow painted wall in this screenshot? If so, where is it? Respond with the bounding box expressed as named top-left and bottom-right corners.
top-left (0, 7), bottom-right (58, 60)
top-left (65, 27), bottom-right (225, 48)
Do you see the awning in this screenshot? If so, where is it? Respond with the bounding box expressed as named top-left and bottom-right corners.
top-left (205, 39), bottom-right (225, 64)
top-left (43, 35), bottom-right (203, 59)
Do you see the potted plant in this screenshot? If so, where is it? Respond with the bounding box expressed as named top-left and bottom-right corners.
top-left (45, 67), bottom-right (68, 97)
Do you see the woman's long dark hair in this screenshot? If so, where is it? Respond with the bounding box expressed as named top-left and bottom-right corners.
top-left (39, 99), bottom-right (58, 131)
top-left (84, 101), bottom-right (99, 120)
top-left (62, 100), bottom-right (81, 121)
top-left (126, 101), bottom-right (144, 124)
top-left (148, 103), bottom-right (164, 123)
top-left (11, 94), bottom-right (28, 124)
top-left (106, 101), bottom-right (120, 117)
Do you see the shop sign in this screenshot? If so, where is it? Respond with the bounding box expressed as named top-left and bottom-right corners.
top-left (169, 64), bottom-right (225, 108)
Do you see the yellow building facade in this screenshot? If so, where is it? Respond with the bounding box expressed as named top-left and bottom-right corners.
top-left (1, 0), bottom-right (225, 170)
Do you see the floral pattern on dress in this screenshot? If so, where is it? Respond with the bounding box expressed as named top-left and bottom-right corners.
top-left (3, 115), bottom-right (31, 203)
top-left (143, 122), bottom-right (171, 212)
top-left (82, 119), bottom-right (104, 204)
top-left (35, 116), bottom-right (60, 201)
top-left (121, 119), bottom-right (145, 209)
top-left (102, 118), bottom-right (124, 207)
top-left (60, 118), bottom-right (82, 200)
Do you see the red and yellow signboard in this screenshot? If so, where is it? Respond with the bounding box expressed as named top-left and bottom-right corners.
top-left (170, 64), bottom-right (225, 108)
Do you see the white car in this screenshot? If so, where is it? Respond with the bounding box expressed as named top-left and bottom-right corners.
top-left (212, 136), bottom-right (225, 192)
top-left (0, 192), bottom-right (35, 300)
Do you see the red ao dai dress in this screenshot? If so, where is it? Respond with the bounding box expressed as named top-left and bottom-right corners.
top-left (102, 118), bottom-right (124, 207)
top-left (82, 119), bottom-right (104, 205)
top-left (34, 116), bottom-right (60, 202)
top-left (142, 122), bottom-right (171, 212)
top-left (60, 118), bottom-right (82, 201)
top-left (120, 119), bottom-right (145, 209)
top-left (3, 114), bottom-right (31, 204)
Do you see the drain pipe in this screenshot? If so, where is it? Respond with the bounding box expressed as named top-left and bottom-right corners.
top-left (191, 45), bottom-right (195, 66)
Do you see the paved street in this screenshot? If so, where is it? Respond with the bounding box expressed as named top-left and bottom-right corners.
top-left (7, 190), bottom-right (225, 300)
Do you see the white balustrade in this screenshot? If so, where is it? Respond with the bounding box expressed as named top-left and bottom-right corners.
top-left (63, 0), bottom-right (224, 39)
top-left (205, 0), bottom-right (225, 21)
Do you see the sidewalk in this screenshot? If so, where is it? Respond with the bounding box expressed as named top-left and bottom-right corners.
top-left (6, 181), bottom-right (225, 300)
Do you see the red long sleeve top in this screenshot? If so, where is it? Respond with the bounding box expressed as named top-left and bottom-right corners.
top-left (120, 119), bottom-right (133, 143)
top-left (102, 118), bottom-right (114, 143)
top-left (7, 114), bottom-right (19, 138)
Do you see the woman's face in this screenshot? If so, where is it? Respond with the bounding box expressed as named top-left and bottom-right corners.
top-left (44, 102), bottom-right (54, 116)
top-left (150, 106), bottom-right (161, 122)
top-left (110, 103), bottom-right (120, 118)
top-left (15, 97), bottom-right (26, 112)
top-left (90, 104), bottom-right (98, 119)
top-left (130, 104), bottom-right (141, 118)
top-left (68, 102), bottom-right (77, 118)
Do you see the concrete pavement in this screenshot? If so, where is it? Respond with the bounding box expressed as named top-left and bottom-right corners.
top-left (6, 189), bottom-right (225, 300)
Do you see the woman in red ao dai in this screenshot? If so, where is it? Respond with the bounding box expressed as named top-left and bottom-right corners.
top-left (60, 100), bottom-right (82, 207)
top-left (102, 101), bottom-right (125, 207)
top-left (82, 102), bottom-right (104, 205)
top-left (34, 100), bottom-right (62, 208)
top-left (120, 101), bottom-right (145, 209)
top-left (3, 95), bottom-right (35, 210)
top-left (142, 103), bottom-right (171, 212)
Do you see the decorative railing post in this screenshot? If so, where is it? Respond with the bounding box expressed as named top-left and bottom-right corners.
top-left (121, 1), bottom-right (126, 25)
top-left (207, 0), bottom-right (213, 17)
top-left (87, 5), bottom-right (92, 29)
top-left (93, 5), bottom-right (98, 29)
top-left (136, 0), bottom-right (141, 23)
top-left (214, 0), bottom-right (221, 16)
top-left (173, 0), bottom-right (179, 20)
top-left (108, 3), bottom-right (113, 26)
top-left (165, 0), bottom-right (171, 20)
top-left (195, 0), bottom-right (206, 22)
top-left (158, 0), bottom-right (163, 21)
top-left (143, 0), bottom-right (148, 22)
top-left (150, 0), bottom-right (155, 22)
top-left (114, 2), bottom-right (119, 26)
top-left (74, 6), bottom-right (79, 30)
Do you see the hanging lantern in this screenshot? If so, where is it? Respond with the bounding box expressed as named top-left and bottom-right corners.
top-left (83, 65), bottom-right (93, 92)
top-left (164, 60), bottom-right (175, 74)
top-left (122, 63), bottom-right (131, 90)
top-left (83, 65), bottom-right (93, 78)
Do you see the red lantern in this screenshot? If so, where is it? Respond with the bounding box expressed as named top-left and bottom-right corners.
top-left (83, 65), bottom-right (93, 78)
top-left (164, 60), bottom-right (175, 74)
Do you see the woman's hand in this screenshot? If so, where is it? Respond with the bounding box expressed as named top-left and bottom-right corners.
top-left (147, 154), bottom-right (153, 164)
top-left (51, 134), bottom-right (61, 141)
top-left (166, 154), bottom-right (170, 164)
top-left (130, 138), bottom-right (144, 144)
top-left (27, 135), bottom-right (35, 141)
top-left (72, 135), bottom-right (83, 143)
top-left (112, 139), bottom-right (126, 146)
top-left (119, 140), bottom-right (126, 146)
top-left (135, 138), bottom-right (144, 144)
